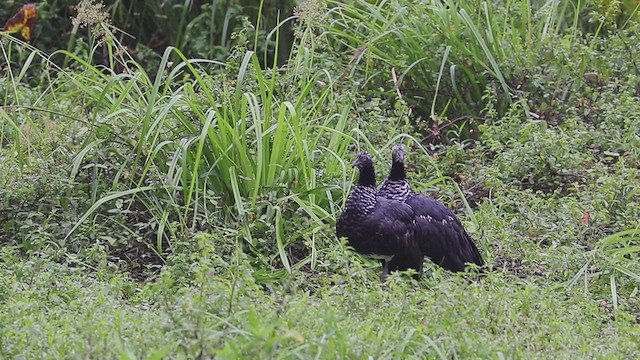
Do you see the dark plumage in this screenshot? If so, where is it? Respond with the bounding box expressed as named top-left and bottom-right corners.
top-left (378, 145), bottom-right (484, 272)
top-left (336, 152), bottom-right (422, 281)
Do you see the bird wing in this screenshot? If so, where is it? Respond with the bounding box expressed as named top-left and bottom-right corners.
top-left (353, 198), bottom-right (417, 258)
top-left (372, 197), bottom-right (417, 252)
top-left (371, 198), bottom-right (423, 279)
top-left (406, 194), bottom-right (484, 271)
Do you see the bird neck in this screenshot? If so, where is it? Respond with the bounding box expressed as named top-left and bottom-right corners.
top-left (357, 165), bottom-right (377, 188)
top-left (388, 160), bottom-right (406, 180)
top-left (347, 185), bottom-right (377, 215)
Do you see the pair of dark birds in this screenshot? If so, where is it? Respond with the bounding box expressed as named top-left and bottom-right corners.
top-left (336, 145), bottom-right (484, 281)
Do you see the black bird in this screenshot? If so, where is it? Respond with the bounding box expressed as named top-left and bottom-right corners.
top-left (336, 152), bottom-right (423, 281)
top-left (378, 145), bottom-right (484, 272)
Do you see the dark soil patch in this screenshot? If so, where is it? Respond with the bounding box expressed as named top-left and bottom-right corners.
top-left (464, 183), bottom-right (490, 209)
top-left (492, 253), bottom-right (546, 278)
top-left (109, 239), bottom-right (165, 282)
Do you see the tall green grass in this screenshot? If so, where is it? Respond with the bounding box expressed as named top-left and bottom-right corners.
top-left (42, 18), bottom-right (359, 276)
top-left (323, 0), bottom-right (593, 121)
top-left (598, 228), bottom-right (640, 311)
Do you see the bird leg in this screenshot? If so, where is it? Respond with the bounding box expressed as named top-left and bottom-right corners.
top-left (380, 259), bottom-right (390, 282)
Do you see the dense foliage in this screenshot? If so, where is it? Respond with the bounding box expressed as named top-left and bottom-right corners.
top-left (1, 0), bottom-right (639, 357)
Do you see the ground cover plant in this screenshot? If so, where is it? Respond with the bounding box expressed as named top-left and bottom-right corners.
top-left (1, 0), bottom-right (640, 358)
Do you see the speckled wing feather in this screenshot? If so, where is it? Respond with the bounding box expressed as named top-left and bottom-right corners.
top-left (406, 194), bottom-right (484, 271)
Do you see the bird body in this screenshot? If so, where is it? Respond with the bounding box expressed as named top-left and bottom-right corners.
top-left (378, 145), bottom-right (484, 272)
top-left (405, 195), bottom-right (484, 271)
top-left (336, 152), bottom-right (422, 280)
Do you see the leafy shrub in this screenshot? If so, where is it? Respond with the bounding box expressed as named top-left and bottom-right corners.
top-left (479, 101), bottom-right (592, 188)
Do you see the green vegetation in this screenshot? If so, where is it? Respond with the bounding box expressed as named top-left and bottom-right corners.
top-left (1, 0), bottom-right (639, 357)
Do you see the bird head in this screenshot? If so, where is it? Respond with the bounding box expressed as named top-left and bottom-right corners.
top-left (353, 152), bottom-right (373, 169)
top-left (391, 144), bottom-right (406, 163)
